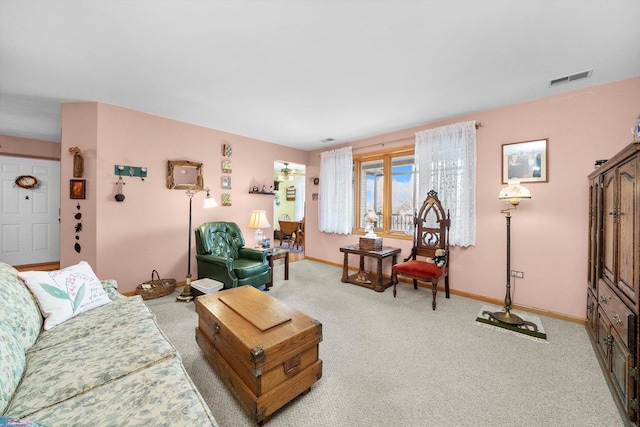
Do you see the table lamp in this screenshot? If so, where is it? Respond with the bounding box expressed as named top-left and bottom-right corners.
top-left (248, 210), bottom-right (271, 248)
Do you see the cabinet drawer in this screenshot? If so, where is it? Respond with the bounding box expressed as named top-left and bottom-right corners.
top-left (599, 283), bottom-right (636, 349)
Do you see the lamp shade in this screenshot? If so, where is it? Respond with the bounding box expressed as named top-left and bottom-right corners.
top-left (247, 210), bottom-right (271, 229)
top-left (499, 180), bottom-right (531, 205)
top-left (203, 194), bottom-right (218, 208)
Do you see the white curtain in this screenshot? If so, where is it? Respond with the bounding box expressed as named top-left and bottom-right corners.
top-left (319, 146), bottom-right (353, 234)
top-left (294, 181), bottom-right (305, 221)
top-left (415, 121), bottom-right (476, 247)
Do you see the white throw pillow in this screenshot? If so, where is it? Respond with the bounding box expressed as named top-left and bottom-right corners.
top-left (18, 261), bottom-right (111, 330)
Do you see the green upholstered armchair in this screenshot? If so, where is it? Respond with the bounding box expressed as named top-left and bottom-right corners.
top-left (194, 221), bottom-right (271, 289)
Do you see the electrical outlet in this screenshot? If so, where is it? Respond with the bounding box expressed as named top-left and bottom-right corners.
top-left (510, 270), bottom-right (524, 278)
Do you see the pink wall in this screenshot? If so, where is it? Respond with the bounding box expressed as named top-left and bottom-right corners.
top-left (60, 103), bottom-right (99, 270)
top-left (306, 77), bottom-right (640, 320)
top-left (0, 135), bottom-right (60, 159)
top-left (60, 102), bottom-right (307, 293)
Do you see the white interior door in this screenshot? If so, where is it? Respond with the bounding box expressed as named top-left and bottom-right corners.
top-left (1, 155), bottom-right (60, 265)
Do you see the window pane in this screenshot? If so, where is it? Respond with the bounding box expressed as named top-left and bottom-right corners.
top-left (361, 159), bottom-right (383, 229)
top-left (390, 155), bottom-right (415, 232)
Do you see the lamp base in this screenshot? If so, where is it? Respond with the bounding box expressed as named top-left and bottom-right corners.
top-left (482, 309), bottom-right (540, 332)
top-left (484, 309), bottom-right (524, 326)
top-left (254, 228), bottom-right (263, 248)
top-left (176, 276), bottom-right (194, 302)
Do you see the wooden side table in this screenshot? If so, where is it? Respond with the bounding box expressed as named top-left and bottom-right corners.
top-left (339, 245), bottom-right (401, 292)
top-left (264, 248), bottom-right (289, 290)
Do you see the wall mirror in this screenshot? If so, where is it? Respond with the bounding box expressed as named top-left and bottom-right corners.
top-left (167, 160), bottom-right (204, 190)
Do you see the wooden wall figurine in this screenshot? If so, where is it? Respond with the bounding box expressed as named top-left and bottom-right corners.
top-left (69, 146), bottom-right (84, 178)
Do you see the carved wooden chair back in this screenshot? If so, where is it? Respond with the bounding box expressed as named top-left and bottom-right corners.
top-left (411, 190), bottom-right (451, 261)
top-left (392, 190), bottom-right (451, 310)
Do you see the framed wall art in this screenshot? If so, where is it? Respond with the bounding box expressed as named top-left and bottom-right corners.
top-left (221, 193), bottom-right (232, 206)
top-left (167, 160), bottom-right (203, 190)
top-left (222, 160), bottom-right (232, 174)
top-left (222, 175), bottom-right (232, 190)
top-left (70, 179), bottom-right (86, 199)
top-left (502, 139), bottom-right (548, 184)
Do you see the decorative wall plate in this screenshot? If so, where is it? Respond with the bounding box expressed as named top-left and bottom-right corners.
top-left (15, 175), bottom-right (39, 189)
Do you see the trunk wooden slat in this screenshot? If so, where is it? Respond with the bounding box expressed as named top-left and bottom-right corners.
top-left (195, 286), bottom-right (322, 424)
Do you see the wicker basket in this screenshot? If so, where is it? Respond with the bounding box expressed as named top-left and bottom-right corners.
top-left (136, 270), bottom-right (176, 300)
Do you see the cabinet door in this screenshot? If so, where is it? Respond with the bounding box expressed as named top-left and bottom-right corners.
top-left (610, 328), bottom-right (635, 415)
top-left (588, 177), bottom-right (601, 293)
top-left (586, 290), bottom-right (597, 339)
top-left (617, 157), bottom-right (638, 305)
top-left (596, 307), bottom-right (612, 363)
top-left (602, 170), bottom-right (617, 287)
top-left (597, 306), bottom-right (636, 417)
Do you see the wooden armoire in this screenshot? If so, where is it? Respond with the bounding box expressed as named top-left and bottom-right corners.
top-left (587, 142), bottom-right (639, 424)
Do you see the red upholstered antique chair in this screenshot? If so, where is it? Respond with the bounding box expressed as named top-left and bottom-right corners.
top-left (391, 190), bottom-right (451, 310)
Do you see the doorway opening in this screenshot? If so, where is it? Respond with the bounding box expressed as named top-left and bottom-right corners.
top-left (273, 161), bottom-right (305, 258)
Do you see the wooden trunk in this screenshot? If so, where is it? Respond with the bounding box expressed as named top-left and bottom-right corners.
top-left (195, 286), bottom-right (323, 424)
top-left (359, 237), bottom-right (382, 250)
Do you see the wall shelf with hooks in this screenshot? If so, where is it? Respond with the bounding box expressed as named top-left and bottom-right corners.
top-left (114, 165), bottom-right (147, 180)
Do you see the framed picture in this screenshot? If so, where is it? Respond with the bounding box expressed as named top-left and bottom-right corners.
top-left (222, 175), bottom-right (232, 189)
top-left (70, 179), bottom-right (86, 199)
top-left (222, 160), bottom-right (232, 173)
top-left (222, 143), bottom-right (232, 157)
top-left (221, 193), bottom-right (232, 206)
top-left (167, 160), bottom-right (203, 190)
top-left (502, 139), bottom-right (548, 184)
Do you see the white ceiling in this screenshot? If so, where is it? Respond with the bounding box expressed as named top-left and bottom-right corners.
top-left (1, 1), bottom-right (639, 151)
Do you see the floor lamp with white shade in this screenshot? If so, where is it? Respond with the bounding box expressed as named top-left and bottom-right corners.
top-left (177, 187), bottom-right (218, 302)
top-left (484, 180), bottom-right (537, 328)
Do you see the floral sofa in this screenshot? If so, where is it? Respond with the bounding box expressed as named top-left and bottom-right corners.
top-left (0, 261), bottom-right (218, 426)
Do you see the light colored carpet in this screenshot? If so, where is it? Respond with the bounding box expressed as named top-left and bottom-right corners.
top-left (145, 260), bottom-right (624, 427)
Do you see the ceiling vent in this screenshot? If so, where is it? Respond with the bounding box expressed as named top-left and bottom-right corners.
top-left (321, 138), bottom-right (335, 143)
top-left (549, 69), bottom-right (593, 87)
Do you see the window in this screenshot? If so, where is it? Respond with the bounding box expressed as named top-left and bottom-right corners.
top-left (354, 146), bottom-right (415, 237)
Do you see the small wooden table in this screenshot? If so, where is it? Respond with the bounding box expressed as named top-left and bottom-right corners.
top-left (265, 248), bottom-right (289, 290)
top-left (340, 245), bottom-right (401, 292)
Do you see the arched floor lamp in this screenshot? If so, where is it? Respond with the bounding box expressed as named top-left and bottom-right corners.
top-left (177, 187), bottom-right (217, 302)
top-left (484, 180), bottom-right (537, 329)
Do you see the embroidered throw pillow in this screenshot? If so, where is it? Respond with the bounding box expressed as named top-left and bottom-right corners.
top-left (18, 261), bottom-right (111, 330)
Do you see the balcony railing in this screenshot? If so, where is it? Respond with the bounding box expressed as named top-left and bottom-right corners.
top-left (370, 212), bottom-right (414, 233)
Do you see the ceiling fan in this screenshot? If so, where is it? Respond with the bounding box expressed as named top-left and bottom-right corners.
top-left (279, 162), bottom-right (295, 181)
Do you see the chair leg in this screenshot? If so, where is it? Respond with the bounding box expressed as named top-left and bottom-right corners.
top-left (432, 282), bottom-right (437, 310)
top-left (413, 279), bottom-right (418, 290)
top-left (445, 275), bottom-right (450, 299)
top-left (392, 271), bottom-right (397, 297)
